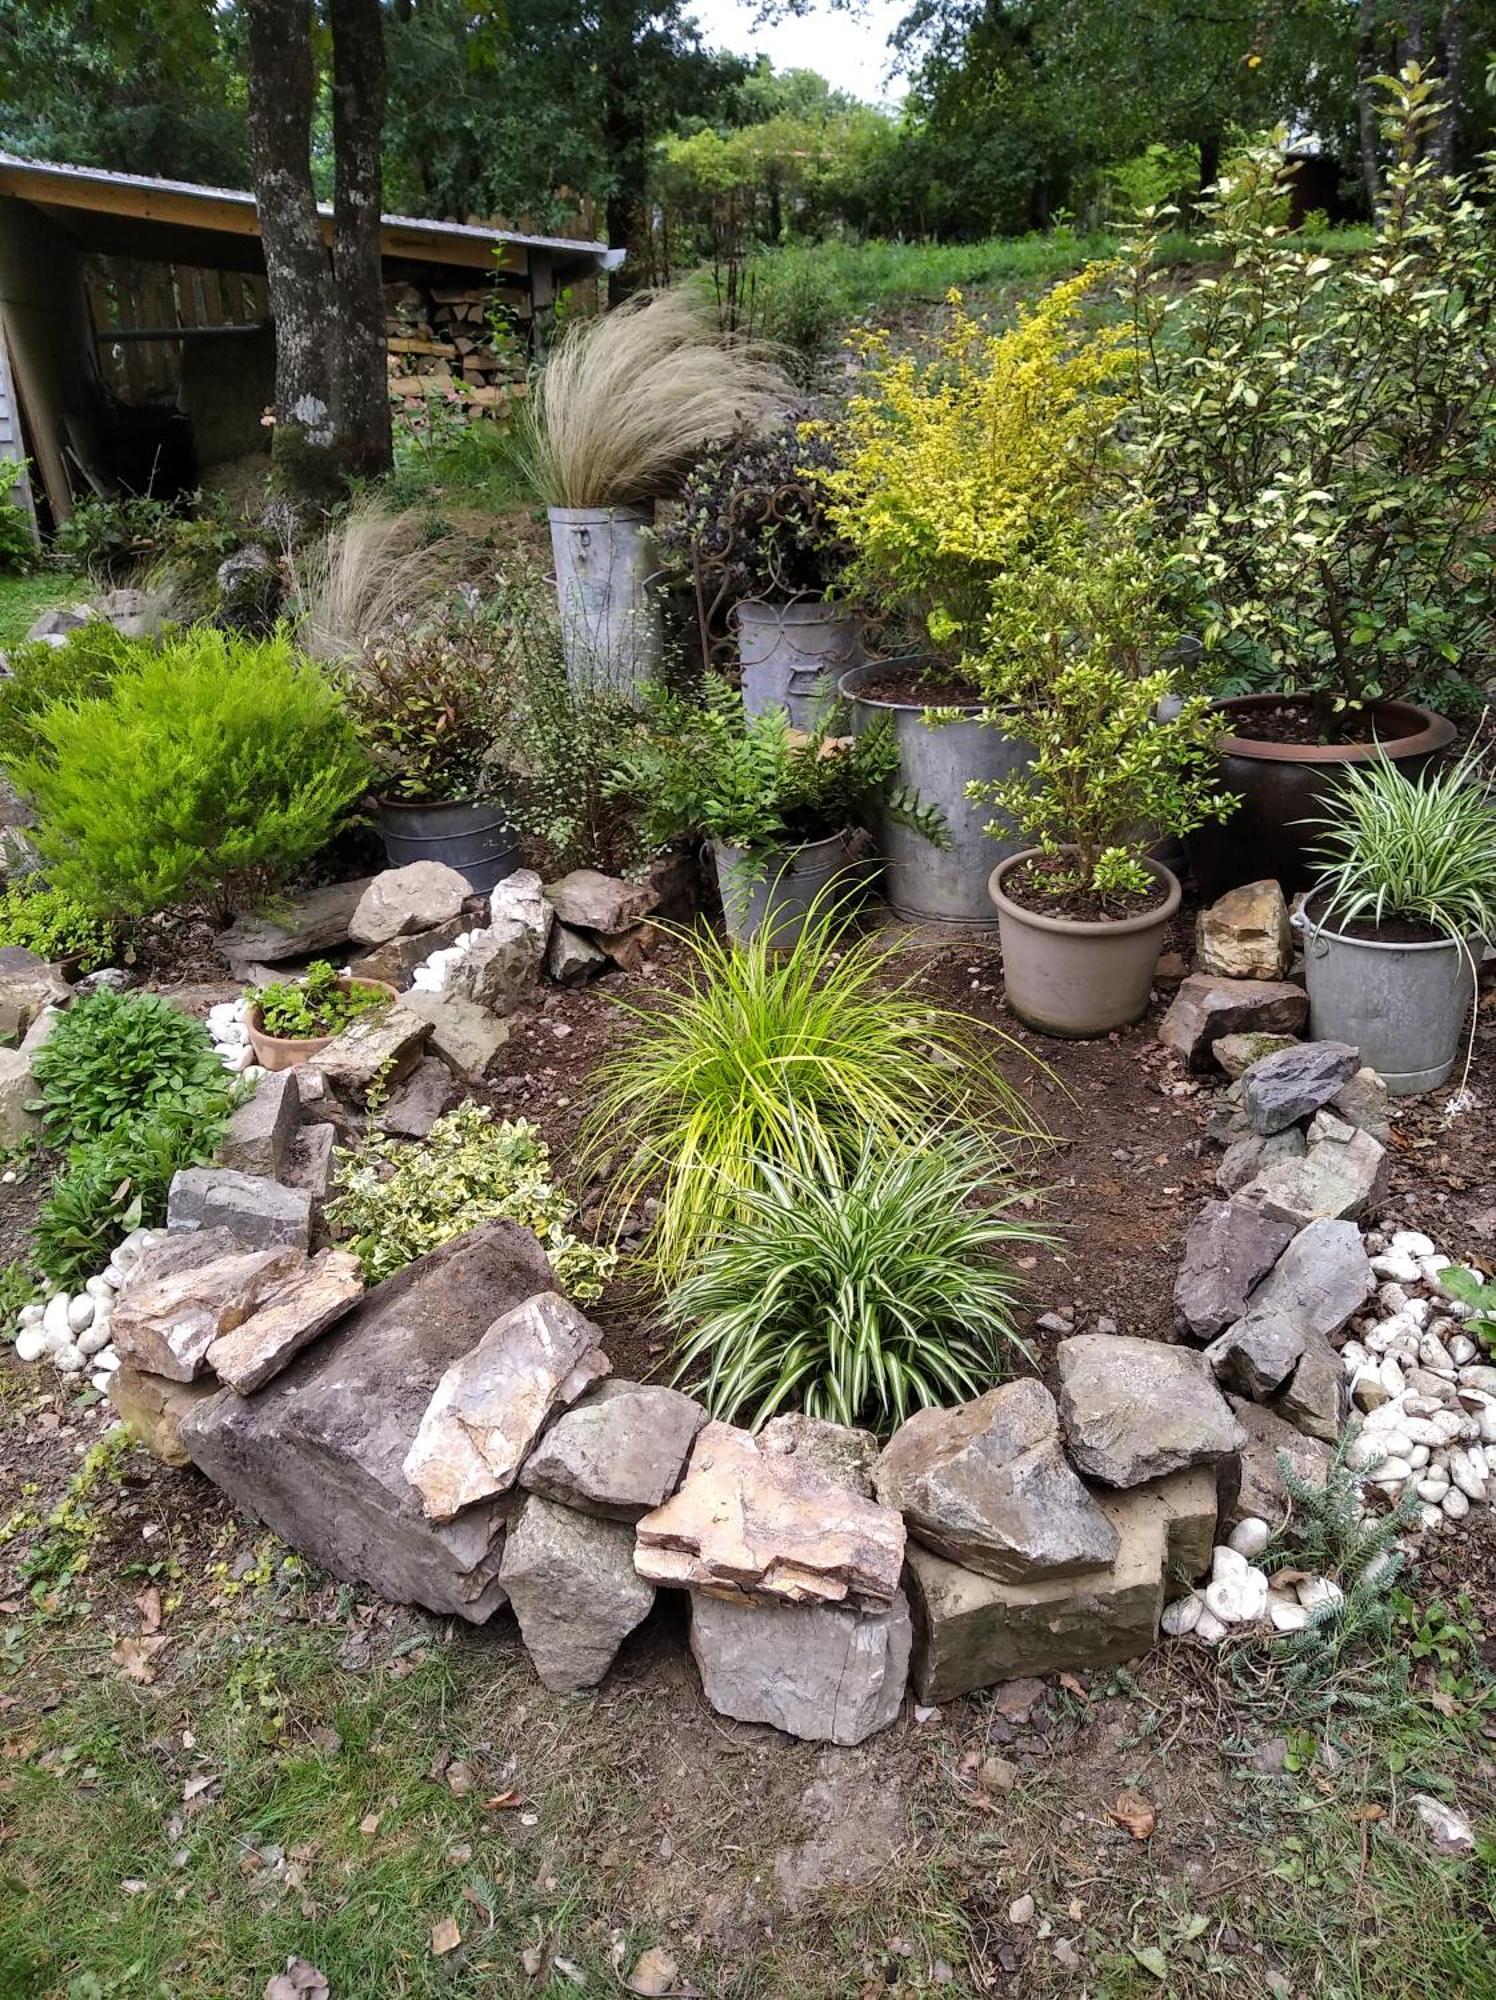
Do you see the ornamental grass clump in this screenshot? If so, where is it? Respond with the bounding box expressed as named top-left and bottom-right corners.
top-left (517, 290), bottom-right (791, 510)
top-left (662, 1130), bottom-right (1050, 1434)
top-left (583, 907), bottom-right (1041, 1282)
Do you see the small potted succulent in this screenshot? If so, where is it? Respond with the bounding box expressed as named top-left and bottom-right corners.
top-left (347, 609), bottom-right (521, 894)
top-left (658, 421), bottom-right (863, 727)
top-left (609, 676), bottom-right (949, 945)
top-left (1298, 747), bottom-right (1496, 1096)
top-left (247, 959), bottom-right (397, 1072)
top-left (976, 528), bottom-right (1237, 1036)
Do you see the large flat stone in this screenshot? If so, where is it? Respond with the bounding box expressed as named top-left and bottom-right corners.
top-left (874, 1380), bottom-right (1118, 1582)
top-left (350, 863), bottom-right (469, 946)
top-left (109, 1365), bottom-right (219, 1467)
top-left (1237, 1119), bottom-right (1388, 1227)
top-left (1157, 976), bottom-right (1307, 1071)
top-left (634, 1421), bottom-right (905, 1611)
top-left (1196, 880), bottom-right (1293, 981)
top-left (690, 1588), bottom-right (912, 1746)
top-left (166, 1169), bottom-right (313, 1252)
top-left (759, 1413), bottom-right (879, 1496)
top-left (1244, 1217), bottom-right (1373, 1339)
top-left (306, 1003), bottom-right (430, 1103)
top-left (400, 988), bottom-right (509, 1080)
top-left (206, 1249), bottom-right (364, 1394)
top-left (1226, 1398), bottom-right (1333, 1530)
top-left (217, 1070), bottom-right (300, 1179)
top-left (519, 1379), bottom-right (707, 1521)
top-left (498, 1496), bottom-right (654, 1692)
top-left (1057, 1334), bottom-right (1246, 1487)
top-left (402, 1292), bottom-right (609, 1522)
top-left (544, 869), bottom-right (657, 934)
top-left (1173, 1200), bottom-right (1295, 1340)
top-left (179, 1221), bottom-right (557, 1621)
top-left (1241, 1041), bottom-right (1361, 1134)
top-left (217, 878), bottom-right (374, 973)
top-left (111, 1247), bottom-right (304, 1381)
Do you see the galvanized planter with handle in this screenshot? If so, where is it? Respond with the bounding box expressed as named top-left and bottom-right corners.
top-left (1295, 898), bottom-right (1476, 1097)
top-left (736, 599), bottom-right (864, 728)
top-left (712, 830), bottom-right (873, 948)
top-left (548, 504), bottom-right (663, 696)
top-left (375, 798), bottom-right (522, 897)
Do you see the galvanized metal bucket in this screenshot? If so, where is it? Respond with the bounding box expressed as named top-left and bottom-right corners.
top-left (736, 599), bottom-right (864, 727)
top-left (548, 505), bottom-right (663, 697)
top-left (712, 831), bottom-right (873, 948)
top-left (840, 662), bottom-right (1031, 930)
top-left (1295, 899), bottom-right (1476, 1096)
top-left (375, 798), bottom-right (522, 897)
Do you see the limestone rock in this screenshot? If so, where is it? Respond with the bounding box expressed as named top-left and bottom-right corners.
top-left (1157, 976), bottom-right (1308, 1071)
top-left (282, 1123), bottom-right (336, 1202)
top-left (592, 923), bottom-right (661, 974)
top-left (400, 988), bottom-right (509, 1080)
top-left (217, 877), bottom-right (374, 974)
top-left (217, 1069), bottom-right (300, 1178)
top-left (1204, 1315), bottom-right (1305, 1400)
top-left (544, 869), bottom-right (657, 934)
top-left (1226, 1398), bottom-right (1332, 1530)
top-left (1237, 1122), bottom-right (1387, 1228)
top-left (689, 1588), bottom-right (912, 1746)
top-left (0, 947), bottom-right (72, 1030)
top-left (488, 869), bottom-right (554, 955)
top-left (545, 922), bottom-right (608, 986)
top-left (759, 1413), bottom-right (879, 1495)
top-left (1329, 1066), bottom-right (1391, 1142)
top-left (449, 917), bottom-right (546, 1013)
top-left (402, 1291), bottom-right (609, 1522)
top-left (111, 1247), bottom-right (303, 1381)
top-left (109, 1365), bottom-right (218, 1467)
top-left (350, 862), bottom-right (469, 947)
top-left (179, 1221), bottom-right (557, 1621)
top-left (0, 1048), bottom-right (41, 1149)
top-left (380, 1056), bottom-right (455, 1139)
top-left (167, 1168), bottom-right (313, 1252)
top-left (1216, 1127), bottom-right (1306, 1195)
top-left (118, 1226), bottom-right (248, 1294)
top-left (1213, 1032), bottom-right (1300, 1081)
top-left (519, 1379), bottom-right (707, 1521)
top-left (352, 916), bottom-right (466, 989)
top-left (1173, 1200), bottom-right (1296, 1340)
top-left (634, 1420), bottom-right (905, 1610)
top-left (206, 1250), bottom-right (364, 1394)
top-left (1196, 880), bottom-right (1293, 981)
top-left (874, 1381), bottom-right (1118, 1582)
top-left (1241, 1041), bottom-right (1361, 1135)
top-left (1274, 1337), bottom-right (1347, 1444)
top-left (1056, 1334), bottom-right (1246, 1487)
top-left (498, 1495), bottom-right (654, 1692)
top-left (306, 1003), bottom-right (430, 1103)
top-left (1246, 1218), bottom-right (1373, 1340)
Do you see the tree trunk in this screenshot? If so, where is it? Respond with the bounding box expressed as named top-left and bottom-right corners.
top-left (244, 0), bottom-right (341, 504)
top-left (1356, 0), bottom-right (1382, 215)
top-left (1434, 0), bottom-right (1466, 173)
top-left (329, 0), bottom-right (392, 482)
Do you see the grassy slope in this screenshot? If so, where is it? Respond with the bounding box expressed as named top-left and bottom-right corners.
top-left (0, 573), bottom-right (87, 651)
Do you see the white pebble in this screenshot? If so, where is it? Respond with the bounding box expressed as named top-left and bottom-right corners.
top-left (1408, 1444), bottom-right (1430, 1469)
top-left (53, 1342), bottom-right (85, 1375)
top-left (1161, 1593), bottom-right (1202, 1637)
top-left (1227, 1517), bottom-right (1270, 1559)
top-left (1417, 1475), bottom-right (1450, 1503)
top-left (83, 1275), bottom-right (115, 1301)
top-left (1421, 1502), bottom-right (1446, 1531)
top-left (1370, 1459), bottom-right (1413, 1487)
top-left (1379, 1358), bottom-right (1407, 1397)
top-left (18, 1302), bottom-right (44, 1329)
top-left (1448, 1451), bottom-right (1487, 1502)
top-left (67, 1294), bottom-right (94, 1334)
top-left (76, 1321), bottom-right (111, 1358)
top-left (1270, 1598), bottom-right (1308, 1634)
top-left (1442, 1487), bottom-right (1470, 1521)
top-left (1390, 1230), bottom-right (1436, 1259)
top-left (14, 1327), bottom-right (47, 1364)
top-left (89, 1370), bottom-right (113, 1394)
top-left (94, 1345), bottom-right (118, 1373)
top-left (1297, 1577), bottom-right (1345, 1613)
top-left (1448, 1333), bottom-right (1478, 1366)
top-left (1212, 1544), bottom-right (1250, 1584)
top-left (42, 1292), bottom-right (72, 1343)
top-left (1194, 1608), bottom-right (1227, 1646)
top-left (1371, 1250), bottom-right (1421, 1284)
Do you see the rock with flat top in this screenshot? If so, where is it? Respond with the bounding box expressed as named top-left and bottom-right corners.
top-left (1274, 1337), bottom-right (1347, 1444)
top-left (399, 987), bottom-right (508, 1079)
top-left (217, 877), bottom-right (373, 974)
top-left (546, 922), bottom-right (608, 986)
top-left (1158, 976), bottom-right (1307, 1071)
top-left (1247, 1218), bottom-right (1373, 1339)
top-left (1174, 1200), bottom-right (1296, 1340)
top-left (1204, 1315), bottom-right (1305, 1399)
top-left (109, 1365), bottom-right (218, 1466)
top-left (544, 869), bottom-right (658, 934)
top-left (1197, 880), bottom-right (1293, 980)
top-left (1241, 1041), bottom-right (1361, 1134)
top-left (179, 1221), bottom-right (557, 1621)
top-left (519, 1379), bottom-right (707, 1520)
top-left (217, 1069), bottom-right (300, 1178)
top-left (1216, 1127), bottom-right (1306, 1194)
top-left (634, 1420), bottom-right (905, 1610)
top-left (759, 1413), bottom-right (879, 1496)
top-left (402, 1291), bottom-right (609, 1521)
top-left (1237, 1119), bottom-right (1387, 1227)
top-left (498, 1495), bottom-right (654, 1691)
top-left (111, 1247), bottom-right (303, 1381)
top-left (350, 862), bottom-right (469, 946)
top-left (206, 1249), bottom-right (364, 1393)
top-left (1213, 1032), bottom-right (1300, 1081)
top-left (166, 1168), bottom-right (313, 1251)
top-left (1225, 1398), bottom-right (1332, 1529)
top-left (380, 1056), bottom-right (455, 1138)
top-left (690, 1588), bottom-right (912, 1745)
top-left (306, 1003), bottom-right (429, 1103)
top-left (874, 1381), bottom-right (1118, 1581)
top-left (1056, 1334), bottom-right (1246, 1488)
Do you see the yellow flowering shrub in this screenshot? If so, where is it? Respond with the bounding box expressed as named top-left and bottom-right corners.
top-left (816, 267), bottom-right (1131, 650)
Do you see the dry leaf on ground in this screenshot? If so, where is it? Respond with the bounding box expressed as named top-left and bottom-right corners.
top-left (626, 1945), bottom-right (679, 1995)
top-left (1110, 1790), bottom-right (1156, 1840)
top-left (111, 1635), bottom-right (170, 1685)
top-left (431, 1916), bottom-right (462, 1956)
top-left (264, 1958), bottom-right (329, 2000)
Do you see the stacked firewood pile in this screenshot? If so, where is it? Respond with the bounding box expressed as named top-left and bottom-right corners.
top-left (384, 280), bottom-right (528, 419)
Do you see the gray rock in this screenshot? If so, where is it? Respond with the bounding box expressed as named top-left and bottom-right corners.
top-left (119, 1226), bottom-right (249, 1295)
top-left (544, 868), bottom-right (658, 934)
top-left (497, 1495), bottom-right (654, 1692)
top-left (0, 947), bottom-right (72, 1030)
top-left (759, 1412), bottom-right (879, 1496)
top-left (487, 869), bottom-right (554, 955)
top-left (1056, 1334), bottom-right (1246, 1488)
top-left (25, 605), bottom-right (90, 641)
top-left (306, 1003), bottom-right (430, 1104)
top-left (179, 1220), bottom-right (557, 1621)
top-left (167, 1168), bottom-right (313, 1252)
top-left (1241, 1041), bottom-right (1361, 1134)
top-left (400, 988), bottom-right (509, 1080)
top-left (689, 1588), bottom-right (911, 1746)
top-left (205, 1249), bottom-right (364, 1394)
top-left (1237, 1124), bottom-right (1388, 1228)
top-left (1173, 1200), bottom-right (1296, 1340)
top-left (282, 1122), bottom-right (336, 1201)
top-left (111, 1246), bottom-right (304, 1381)
top-left (351, 917), bottom-right (466, 990)
top-left (1204, 1315), bottom-right (1305, 1400)
top-left (1329, 1066), bottom-right (1391, 1142)
top-left (217, 1069), bottom-right (300, 1179)
top-left (95, 586), bottom-right (160, 639)
top-left (349, 863), bottom-right (470, 947)
top-left (545, 921), bottom-right (608, 987)
top-left (1157, 975), bottom-right (1308, 1071)
top-left (1216, 1127), bottom-right (1306, 1194)
top-left (217, 878), bottom-right (374, 973)
top-left (874, 1381), bottom-right (1118, 1581)
top-left (1246, 1218), bottom-right (1373, 1340)
top-left (73, 967), bottom-right (135, 996)
top-left (380, 1056), bottom-right (456, 1139)
top-left (448, 917), bottom-right (543, 1014)
top-left (1274, 1337), bottom-right (1347, 1444)
top-left (402, 1291), bottom-right (609, 1521)
top-left (1213, 1032), bottom-right (1300, 1081)
top-left (1226, 1398), bottom-right (1332, 1530)
top-left (519, 1379), bottom-right (707, 1520)
top-left (215, 544), bottom-right (280, 628)
top-left (0, 1048), bottom-right (40, 1149)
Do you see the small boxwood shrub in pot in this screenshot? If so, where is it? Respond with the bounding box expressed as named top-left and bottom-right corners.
top-left (246, 960), bottom-right (397, 1072)
top-left (974, 524), bottom-right (1236, 1036)
top-left (1298, 747), bottom-right (1496, 1096)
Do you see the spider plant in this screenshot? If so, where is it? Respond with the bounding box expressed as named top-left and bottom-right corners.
top-left (581, 902), bottom-right (1043, 1283)
top-left (661, 1129), bottom-right (1051, 1434)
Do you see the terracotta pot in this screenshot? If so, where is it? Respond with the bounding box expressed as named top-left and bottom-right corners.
top-left (1187, 694), bottom-right (1456, 898)
top-left (246, 976), bottom-right (398, 1072)
top-left (988, 849), bottom-right (1180, 1038)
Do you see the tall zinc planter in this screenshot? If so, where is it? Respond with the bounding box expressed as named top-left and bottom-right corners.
top-left (548, 505), bottom-right (663, 696)
top-left (737, 600), bottom-right (864, 727)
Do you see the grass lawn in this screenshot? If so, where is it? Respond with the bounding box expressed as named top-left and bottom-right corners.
top-left (0, 572), bottom-right (86, 651)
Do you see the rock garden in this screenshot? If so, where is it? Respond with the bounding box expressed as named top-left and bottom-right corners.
top-left (0, 80), bottom-right (1493, 2000)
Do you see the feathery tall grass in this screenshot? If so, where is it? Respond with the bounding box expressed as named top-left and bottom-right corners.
top-left (582, 905), bottom-right (1042, 1282)
top-left (289, 499), bottom-right (489, 660)
top-left (518, 291), bottom-right (791, 510)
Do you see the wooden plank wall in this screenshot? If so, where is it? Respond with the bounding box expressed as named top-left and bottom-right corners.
top-left (88, 255), bottom-right (269, 404)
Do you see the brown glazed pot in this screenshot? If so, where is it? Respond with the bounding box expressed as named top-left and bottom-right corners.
top-left (988, 849), bottom-right (1181, 1038)
top-left (246, 976), bottom-right (398, 1073)
top-left (1187, 694), bottom-right (1457, 898)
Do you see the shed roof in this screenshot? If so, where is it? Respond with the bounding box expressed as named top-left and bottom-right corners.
top-left (0, 153), bottom-right (619, 280)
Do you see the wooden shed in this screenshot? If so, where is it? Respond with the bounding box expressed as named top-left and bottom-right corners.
top-left (0, 153), bottom-right (621, 531)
